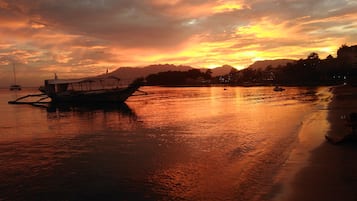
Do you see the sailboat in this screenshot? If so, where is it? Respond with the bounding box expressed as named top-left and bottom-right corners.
top-left (9, 63), bottom-right (21, 91)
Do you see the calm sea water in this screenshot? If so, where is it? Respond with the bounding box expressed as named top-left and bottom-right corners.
top-left (0, 86), bottom-right (330, 201)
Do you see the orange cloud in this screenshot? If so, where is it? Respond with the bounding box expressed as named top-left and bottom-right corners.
top-left (238, 23), bottom-right (284, 39)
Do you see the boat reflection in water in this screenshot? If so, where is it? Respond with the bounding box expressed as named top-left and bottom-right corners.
top-left (49, 103), bottom-right (138, 132)
top-left (46, 102), bottom-right (135, 115)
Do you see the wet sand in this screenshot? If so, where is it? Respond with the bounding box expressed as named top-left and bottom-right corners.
top-left (273, 85), bottom-right (357, 201)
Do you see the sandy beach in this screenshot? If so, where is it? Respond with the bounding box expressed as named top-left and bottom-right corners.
top-left (274, 85), bottom-right (357, 201)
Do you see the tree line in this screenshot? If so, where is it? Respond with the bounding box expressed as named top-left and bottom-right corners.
top-left (145, 69), bottom-right (212, 86)
top-left (145, 44), bottom-right (357, 86)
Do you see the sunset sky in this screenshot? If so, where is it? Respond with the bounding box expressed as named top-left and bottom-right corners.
top-left (1, 0), bottom-right (357, 86)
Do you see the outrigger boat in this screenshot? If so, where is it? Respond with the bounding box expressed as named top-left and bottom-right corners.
top-left (39, 76), bottom-right (143, 103)
top-left (8, 76), bottom-right (145, 106)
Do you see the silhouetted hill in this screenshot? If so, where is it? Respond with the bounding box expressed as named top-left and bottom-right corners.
top-left (94, 44), bottom-right (357, 86)
top-left (209, 65), bottom-right (235, 76)
top-left (247, 59), bottom-right (295, 70)
top-left (101, 64), bottom-right (235, 82)
top-left (104, 64), bottom-right (193, 82)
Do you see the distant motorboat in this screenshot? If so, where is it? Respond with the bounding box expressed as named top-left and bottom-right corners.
top-left (273, 86), bottom-right (285, 92)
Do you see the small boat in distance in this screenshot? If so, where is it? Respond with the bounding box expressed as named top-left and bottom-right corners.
top-left (9, 63), bottom-right (21, 91)
top-left (38, 76), bottom-right (144, 103)
top-left (273, 86), bottom-right (285, 92)
top-left (10, 84), bottom-right (22, 91)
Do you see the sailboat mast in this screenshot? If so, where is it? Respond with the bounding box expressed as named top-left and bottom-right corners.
top-left (12, 63), bottom-right (17, 85)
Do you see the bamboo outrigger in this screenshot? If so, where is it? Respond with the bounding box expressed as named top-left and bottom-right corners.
top-left (8, 93), bottom-right (50, 108)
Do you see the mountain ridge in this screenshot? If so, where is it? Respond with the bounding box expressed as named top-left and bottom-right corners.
top-left (247, 59), bottom-right (295, 70)
top-left (102, 59), bottom-right (295, 82)
top-left (103, 64), bottom-right (234, 82)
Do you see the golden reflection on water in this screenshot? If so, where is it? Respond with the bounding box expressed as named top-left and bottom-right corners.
top-left (0, 87), bottom-right (330, 200)
top-left (128, 87), bottom-right (330, 200)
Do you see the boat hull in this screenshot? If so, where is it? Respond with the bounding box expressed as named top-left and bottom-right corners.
top-left (49, 86), bottom-right (138, 103)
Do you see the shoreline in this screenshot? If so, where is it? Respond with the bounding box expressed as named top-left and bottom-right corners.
top-left (273, 85), bottom-right (357, 201)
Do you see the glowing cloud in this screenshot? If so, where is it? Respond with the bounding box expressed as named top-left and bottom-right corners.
top-left (237, 20), bottom-right (291, 39)
top-left (213, 1), bottom-right (246, 13)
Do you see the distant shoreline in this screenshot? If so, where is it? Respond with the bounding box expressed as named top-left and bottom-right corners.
top-left (144, 83), bottom-right (343, 87)
top-left (0, 83), bottom-right (349, 90)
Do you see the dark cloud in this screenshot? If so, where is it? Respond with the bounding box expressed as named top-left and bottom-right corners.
top-left (0, 0), bottom-right (200, 49)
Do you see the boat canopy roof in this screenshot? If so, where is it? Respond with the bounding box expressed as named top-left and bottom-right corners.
top-left (46, 76), bottom-right (120, 85)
